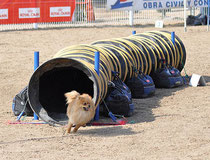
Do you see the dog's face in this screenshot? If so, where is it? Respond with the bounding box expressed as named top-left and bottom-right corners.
top-left (65, 91), bottom-right (95, 112)
top-left (76, 94), bottom-right (95, 112)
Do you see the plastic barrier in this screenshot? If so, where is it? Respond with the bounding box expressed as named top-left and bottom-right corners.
top-left (0, 0), bottom-right (75, 24)
top-left (28, 31), bottom-right (186, 125)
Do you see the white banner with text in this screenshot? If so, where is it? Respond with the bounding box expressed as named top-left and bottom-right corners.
top-left (107, 0), bottom-right (209, 10)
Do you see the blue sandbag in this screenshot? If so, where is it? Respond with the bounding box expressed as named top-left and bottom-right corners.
top-left (100, 71), bottom-right (134, 117)
top-left (126, 72), bottom-right (155, 98)
top-left (152, 66), bottom-right (183, 88)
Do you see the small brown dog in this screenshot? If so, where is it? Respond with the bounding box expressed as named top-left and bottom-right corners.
top-left (64, 90), bottom-right (96, 133)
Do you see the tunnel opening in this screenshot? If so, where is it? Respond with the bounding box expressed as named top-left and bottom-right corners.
top-left (28, 58), bottom-right (95, 125)
top-left (39, 66), bottom-right (94, 121)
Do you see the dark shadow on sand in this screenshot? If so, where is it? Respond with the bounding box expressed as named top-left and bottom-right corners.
top-left (129, 85), bottom-right (188, 123)
top-left (77, 125), bottom-right (139, 137)
top-left (98, 82), bottom-right (189, 126)
top-left (203, 76), bottom-right (210, 83)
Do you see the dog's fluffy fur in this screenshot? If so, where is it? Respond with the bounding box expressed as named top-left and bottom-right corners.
top-left (64, 90), bottom-right (96, 133)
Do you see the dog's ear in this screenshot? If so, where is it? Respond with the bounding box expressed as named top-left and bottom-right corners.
top-left (78, 94), bottom-right (93, 102)
top-left (88, 95), bottom-right (93, 99)
top-left (65, 90), bottom-right (80, 104)
top-left (78, 96), bottom-right (85, 101)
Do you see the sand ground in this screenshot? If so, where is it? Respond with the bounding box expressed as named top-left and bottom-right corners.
top-left (0, 25), bottom-right (210, 160)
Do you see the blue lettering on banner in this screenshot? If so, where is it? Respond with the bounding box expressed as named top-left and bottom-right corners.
top-left (194, 0), bottom-right (208, 6)
top-left (153, 2), bottom-right (157, 8)
top-left (111, 0), bottom-right (133, 9)
top-left (187, 1), bottom-right (191, 6)
top-left (143, 1), bottom-right (163, 9)
top-left (159, 2), bottom-right (162, 8)
top-left (199, 0), bottom-right (203, 5)
top-left (141, 0), bottom-right (208, 10)
top-left (166, 1), bottom-right (183, 8)
top-left (194, 0), bottom-right (197, 6)
top-left (148, 2), bottom-right (152, 8)
top-left (143, 2), bottom-right (147, 8)
top-left (204, 0), bottom-right (208, 5)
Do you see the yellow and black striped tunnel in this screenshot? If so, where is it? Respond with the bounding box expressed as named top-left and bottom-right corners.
top-left (28, 31), bottom-right (186, 125)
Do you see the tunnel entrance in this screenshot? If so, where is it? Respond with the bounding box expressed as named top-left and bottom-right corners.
top-left (28, 58), bottom-right (95, 125)
top-left (39, 67), bottom-right (94, 122)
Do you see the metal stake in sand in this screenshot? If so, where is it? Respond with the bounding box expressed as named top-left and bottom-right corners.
top-left (171, 32), bottom-right (175, 45)
top-left (34, 51), bottom-right (39, 120)
top-left (94, 51), bottom-right (100, 121)
top-left (16, 109), bottom-right (24, 121)
top-left (184, 0), bottom-right (187, 32)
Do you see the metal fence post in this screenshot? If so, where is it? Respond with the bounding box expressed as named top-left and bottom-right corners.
top-left (184, 0), bottom-right (187, 32)
top-left (129, 10), bottom-right (134, 26)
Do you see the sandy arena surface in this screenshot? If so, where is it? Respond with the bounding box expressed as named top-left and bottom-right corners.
top-left (0, 25), bottom-right (210, 160)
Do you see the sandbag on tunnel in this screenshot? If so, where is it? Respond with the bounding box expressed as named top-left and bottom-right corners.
top-left (28, 31), bottom-right (186, 125)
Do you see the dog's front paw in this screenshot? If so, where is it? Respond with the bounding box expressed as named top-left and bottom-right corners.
top-left (61, 127), bottom-right (70, 136)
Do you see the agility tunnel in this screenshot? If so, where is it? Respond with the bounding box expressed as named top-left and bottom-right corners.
top-left (27, 31), bottom-right (186, 125)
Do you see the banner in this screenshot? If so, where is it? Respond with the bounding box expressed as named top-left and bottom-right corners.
top-left (107, 0), bottom-right (209, 10)
top-left (19, 8), bottom-right (40, 19)
top-left (0, 0), bottom-right (75, 24)
top-left (50, 7), bottom-right (71, 17)
top-left (0, 9), bottom-right (8, 19)
top-left (107, 0), bottom-right (134, 10)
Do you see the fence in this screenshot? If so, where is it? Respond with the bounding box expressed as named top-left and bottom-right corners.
top-left (0, 0), bottom-right (205, 31)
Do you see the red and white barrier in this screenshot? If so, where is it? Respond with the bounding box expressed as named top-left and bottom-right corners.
top-left (0, 0), bottom-right (76, 24)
